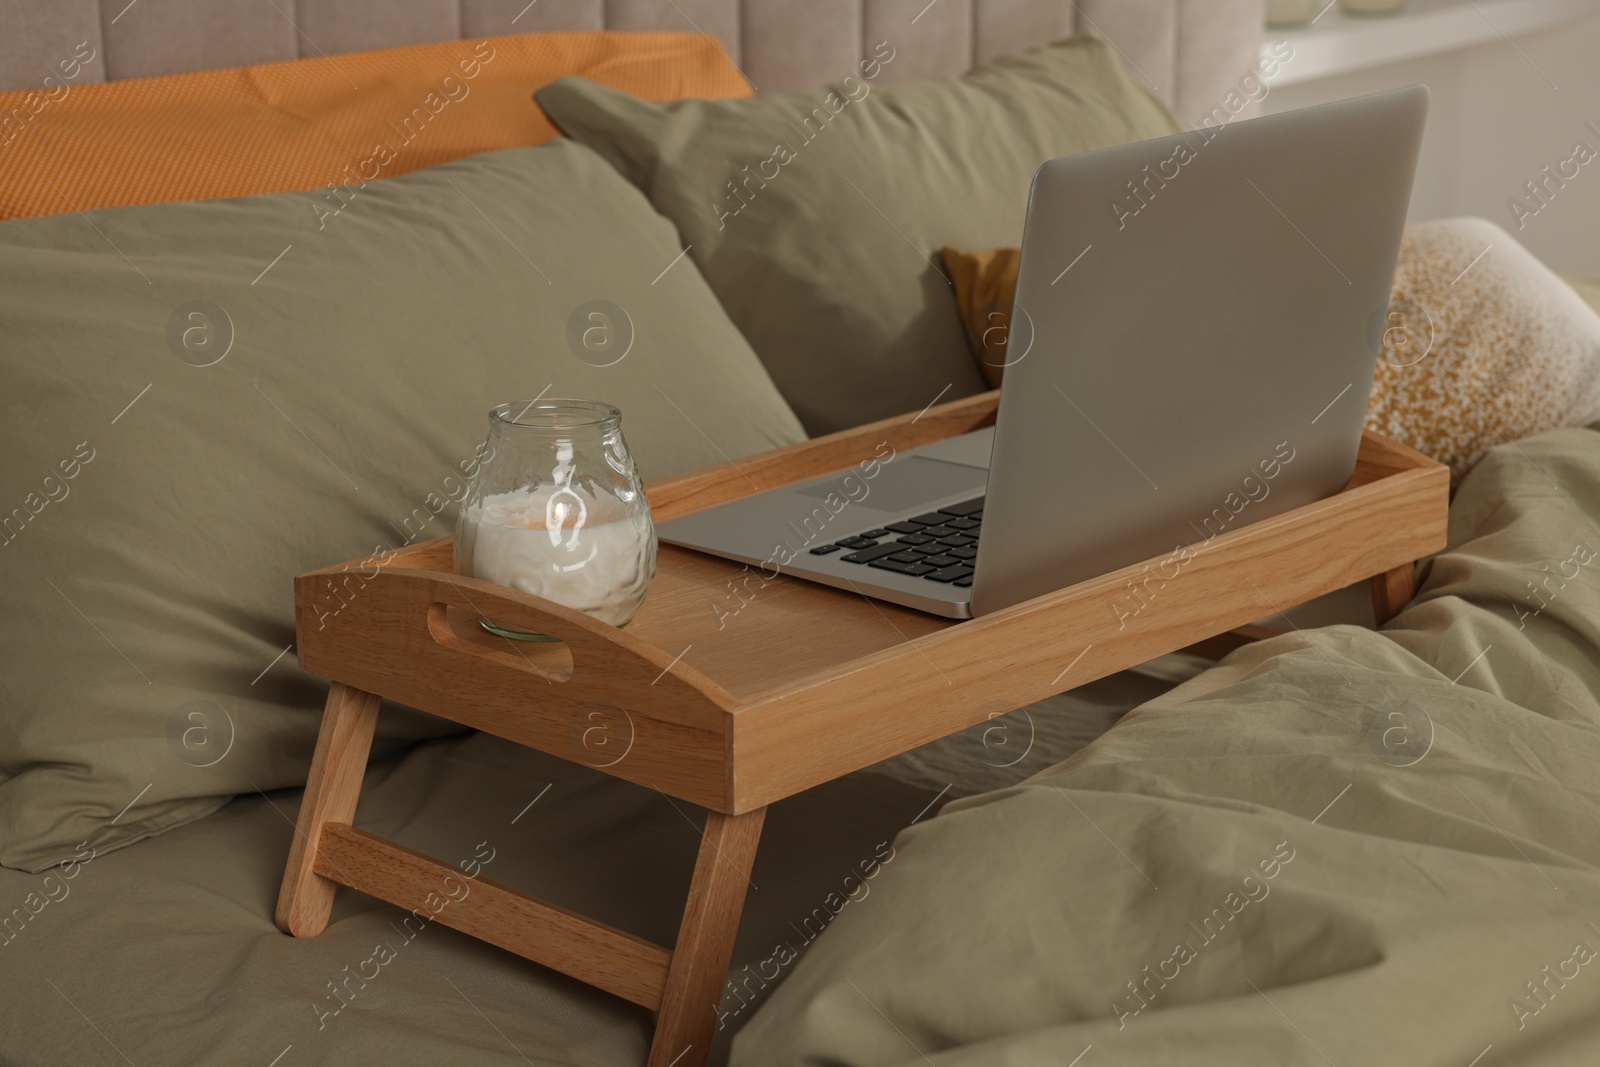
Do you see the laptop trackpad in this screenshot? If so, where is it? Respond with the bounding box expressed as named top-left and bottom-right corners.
top-left (796, 456), bottom-right (988, 516)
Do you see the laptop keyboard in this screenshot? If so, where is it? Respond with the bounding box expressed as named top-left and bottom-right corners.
top-left (807, 497), bottom-right (983, 588)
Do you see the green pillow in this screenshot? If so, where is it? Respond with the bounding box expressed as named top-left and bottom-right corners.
top-left (536, 32), bottom-right (1184, 436)
top-left (0, 140), bottom-right (805, 872)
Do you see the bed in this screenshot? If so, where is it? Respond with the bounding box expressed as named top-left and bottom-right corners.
top-left (5, 2), bottom-right (1600, 1065)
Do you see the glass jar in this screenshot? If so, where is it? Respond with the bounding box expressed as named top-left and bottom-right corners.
top-left (455, 399), bottom-right (657, 640)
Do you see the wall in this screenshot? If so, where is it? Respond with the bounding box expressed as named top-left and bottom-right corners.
top-left (1264, 11), bottom-right (1600, 276)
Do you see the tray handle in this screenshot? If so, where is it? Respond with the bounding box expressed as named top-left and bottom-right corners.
top-left (297, 567), bottom-right (737, 729)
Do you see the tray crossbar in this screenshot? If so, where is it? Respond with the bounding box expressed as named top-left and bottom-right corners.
top-left (277, 390), bottom-right (1450, 1067)
top-left (315, 825), bottom-right (674, 1010)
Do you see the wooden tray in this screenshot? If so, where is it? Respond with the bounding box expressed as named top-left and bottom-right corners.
top-left (277, 389), bottom-right (1449, 1066)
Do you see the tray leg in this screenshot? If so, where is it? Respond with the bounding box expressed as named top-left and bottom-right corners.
top-left (648, 807), bottom-right (767, 1067)
top-left (1371, 562), bottom-right (1418, 626)
top-left (275, 682), bottom-right (382, 937)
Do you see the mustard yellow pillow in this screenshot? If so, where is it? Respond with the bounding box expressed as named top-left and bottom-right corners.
top-left (943, 219), bottom-right (1600, 479)
top-left (941, 247), bottom-right (1020, 389)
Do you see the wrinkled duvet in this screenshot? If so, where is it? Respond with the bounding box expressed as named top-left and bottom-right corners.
top-left (734, 426), bottom-right (1600, 1065)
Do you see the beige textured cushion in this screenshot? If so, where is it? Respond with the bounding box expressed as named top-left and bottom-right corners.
top-left (1369, 218), bottom-right (1600, 479)
top-left (0, 139), bottom-right (805, 872)
top-left (537, 32), bottom-right (1183, 435)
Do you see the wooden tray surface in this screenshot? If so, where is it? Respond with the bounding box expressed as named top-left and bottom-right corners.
top-left (296, 391), bottom-right (1448, 812)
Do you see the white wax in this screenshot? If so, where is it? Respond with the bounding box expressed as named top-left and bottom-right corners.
top-left (458, 486), bottom-right (653, 626)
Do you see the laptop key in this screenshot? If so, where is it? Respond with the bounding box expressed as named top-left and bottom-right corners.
top-left (886, 521), bottom-right (925, 534)
top-left (926, 564), bottom-right (975, 583)
top-left (908, 511), bottom-right (950, 526)
top-left (869, 558), bottom-right (936, 577)
top-left (945, 517), bottom-right (980, 530)
top-left (840, 543), bottom-right (904, 564)
top-left (953, 575), bottom-right (974, 587)
top-left (922, 554), bottom-right (960, 567)
top-left (904, 543), bottom-right (943, 555)
top-left (939, 535), bottom-right (977, 547)
top-left (896, 532), bottom-right (934, 545)
top-left (921, 525), bottom-right (959, 538)
top-left (937, 498), bottom-right (985, 517)
top-left (858, 529), bottom-right (889, 539)
top-left (887, 551), bottom-right (924, 563)
top-left (949, 546), bottom-right (977, 560)
top-left (809, 544), bottom-right (843, 555)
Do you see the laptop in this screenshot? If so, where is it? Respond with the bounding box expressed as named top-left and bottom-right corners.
top-left (656, 87), bottom-right (1429, 620)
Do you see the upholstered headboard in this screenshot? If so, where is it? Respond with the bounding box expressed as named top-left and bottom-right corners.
top-left (0, 0), bottom-right (1262, 122)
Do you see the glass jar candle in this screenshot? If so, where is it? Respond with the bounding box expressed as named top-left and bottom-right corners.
top-left (455, 399), bottom-right (657, 639)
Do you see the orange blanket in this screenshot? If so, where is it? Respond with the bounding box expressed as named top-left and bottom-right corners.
top-left (0, 32), bottom-right (750, 220)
